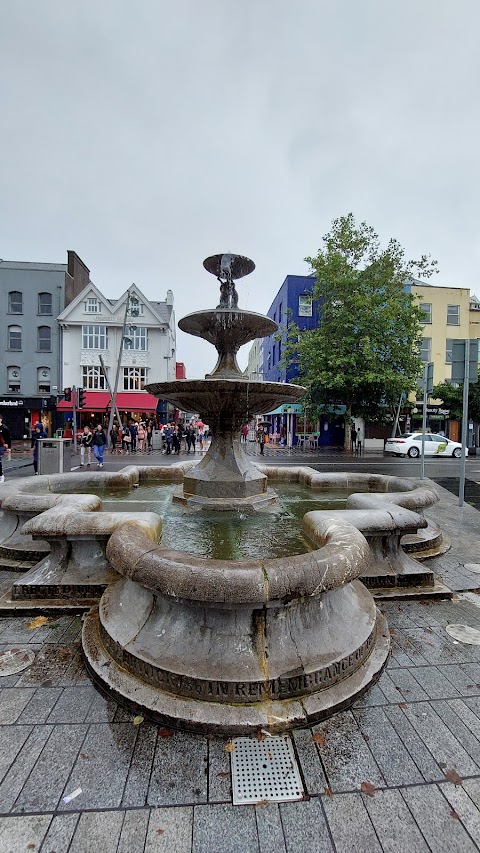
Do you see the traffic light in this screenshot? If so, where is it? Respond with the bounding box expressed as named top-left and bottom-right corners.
top-left (63, 388), bottom-right (72, 402)
top-left (77, 388), bottom-right (86, 408)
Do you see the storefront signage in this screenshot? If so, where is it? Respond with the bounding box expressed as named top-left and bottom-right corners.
top-left (414, 405), bottom-right (450, 416)
top-left (0, 400), bottom-right (24, 407)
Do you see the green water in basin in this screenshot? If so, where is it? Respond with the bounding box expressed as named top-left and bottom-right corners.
top-left (91, 482), bottom-right (361, 561)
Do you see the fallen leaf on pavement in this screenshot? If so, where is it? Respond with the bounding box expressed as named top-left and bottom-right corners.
top-left (450, 809), bottom-right (460, 820)
top-left (360, 781), bottom-right (377, 797)
top-left (444, 768), bottom-right (462, 785)
top-left (255, 800), bottom-right (269, 807)
top-left (398, 703), bottom-right (408, 710)
top-left (158, 727), bottom-right (174, 738)
top-left (256, 729), bottom-right (266, 741)
top-left (216, 771), bottom-right (230, 778)
top-left (323, 786), bottom-right (333, 797)
top-left (133, 715), bottom-right (144, 726)
top-left (312, 732), bottom-right (326, 746)
top-left (224, 742), bottom-right (236, 753)
top-left (156, 828), bottom-right (165, 835)
top-left (27, 616), bottom-right (49, 630)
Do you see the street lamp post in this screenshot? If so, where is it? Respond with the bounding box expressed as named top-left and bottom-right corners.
top-left (107, 287), bottom-right (140, 445)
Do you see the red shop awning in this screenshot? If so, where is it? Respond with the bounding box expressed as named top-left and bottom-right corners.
top-left (57, 391), bottom-right (160, 413)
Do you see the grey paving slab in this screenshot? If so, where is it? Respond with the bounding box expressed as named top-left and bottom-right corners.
top-left (439, 782), bottom-right (480, 848)
top-left (13, 723), bottom-right (87, 813)
top-left (389, 630), bottom-right (431, 667)
top-left (15, 645), bottom-right (77, 687)
top-left (322, 792), bottom-right (382, 853)
top-left (0, 725), bottom-right (32, 786)
top-left (401, 783), bottom-right (478, 853)
top-left (431, 700), bottom-right (480, 767)
top-left (376, 671), bottom-right (407, 704)
top-left (462, 777), bottom-right (480, 809)
top-left (84, 687), bottom-right (118, 722)
top-left (400, 701), bottom-right (480, 776)
top-left (193, 803), bottom-right (258, 853)
top-left (437, 664), bottom-right (480, 696)
top-left (207, 735), bottom-right (232, 803)
top-left (46, 685), bottom-right (96, 723)
top-left (0, 725), bottom-right (52, 811)
top-left (317, 711), bottom-right (385, 792)
top-left (279, 798), bottom-right (333, 853)
top-left (353, 706), bottom-right (424, 786)
top-left (254, 803), bottom-right (286, 853)
top-left (0, 813), bottom-right (51, 853)
top-left (387, 667), bottom-right (430, 702)
top-left (16, 686), bottom-right (63, 724)
top-left (363, 787), bottom-right (430, 852)
top-left (405, 627), bottom-right (467, 666)
top-left (148, 731), bottom-right (208, 806)
top-left (121, 723), bottom-right (158, 808)
top-left (145, 806), bottom-right (193, 853)
top-left (69, 810), bottom-right (124, 853)
top-left (383, 705), bottom-right (445, 782)
top-left (60, 723), bottom-right (138, 810)
top-left (39, 812), bottom-right (79, 853)
top-left (291, 727), bottom-right (327, 795)
top-left (117, 808), bottom-right (150, 853)
top-left (0, 687), bottom-right (36, 723)
top-left (351, 683), bottom-right (388, 708)
top-left (410, 665), bottom-right (463, 700)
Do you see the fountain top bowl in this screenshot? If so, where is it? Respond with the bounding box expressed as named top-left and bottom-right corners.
top-left (203, 254), bottom-right (255, 280)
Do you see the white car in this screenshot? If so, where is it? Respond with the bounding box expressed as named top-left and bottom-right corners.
top-left (384, 432), bottom-right (464, 459)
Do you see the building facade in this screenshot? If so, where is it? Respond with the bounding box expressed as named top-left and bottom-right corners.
top-left (0, 252), bottom-right (89, 438)
top-left (57, 281), bottom-right (176, 425)
top-left (262, 274), bottom-right (320, 383)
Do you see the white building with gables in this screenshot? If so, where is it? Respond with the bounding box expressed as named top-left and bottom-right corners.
top-left (57, 281), bottom-right (176, 422)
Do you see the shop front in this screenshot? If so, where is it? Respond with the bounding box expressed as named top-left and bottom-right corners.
top-left (56, 391), bottom-right (163, 434)
top-left (0, 396), bottom-right (57, 440)
top-left (411, 404), bottom-right (450, 436)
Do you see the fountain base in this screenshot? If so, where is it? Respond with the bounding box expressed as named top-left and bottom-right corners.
top-left (172, 484), bottom-right (278, 511)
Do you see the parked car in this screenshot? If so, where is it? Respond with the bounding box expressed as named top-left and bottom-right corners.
top-left (384, 433), bottom-right (464, 458)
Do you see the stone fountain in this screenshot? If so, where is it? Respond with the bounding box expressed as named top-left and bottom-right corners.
top-left (80, 254), bottom-right (391, 733)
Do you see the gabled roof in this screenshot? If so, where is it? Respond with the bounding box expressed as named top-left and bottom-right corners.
top-left (57, 281), bottom-right (109, 321)
top-left (58, 281), bottom-right (171, 325)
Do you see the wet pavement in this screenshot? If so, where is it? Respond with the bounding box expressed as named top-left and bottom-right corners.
top-left (1, 455), bottom-right (480, 849)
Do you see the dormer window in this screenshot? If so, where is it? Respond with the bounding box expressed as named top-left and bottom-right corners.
top-left (85, 297), bottom-right (100, 314)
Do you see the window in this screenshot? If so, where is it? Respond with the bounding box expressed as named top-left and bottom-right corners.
top-left (82, 324), bottom-right (108, 349)
top-left (37, 326), bottom-right (52, 351)
top-left (7, 366), bottom-right (21, 393)
top-left (446, 339), bottom-right (453, 364)
top-left (420, 303), bottom-right (432, 324)
top-left (82, 366), bottom-right (107, 390)
top-left (447, 305), bottom-right (460, 325)
top-left (37, 367), bottom-right (51, 393)
top-left (123, 327), bottom-right (148, 350)
top-left (279, 302), bottom-right (283, 323)
top-left (278, 340), bottom-right (282, 363)
top-left (8, 325), bottom-right (22, 350)
top-left (84, 297), bottom-right (99, 313)
top-left (298, 294), bottom-right (313, 317)
top-left (123, 367), bottom-right (147, 390)
top-left (38, 292), bottom-right (52, 315)
top-left (419, 337), bottom-right (431, 362)
top-left (8, 291), bottom-right (22, 314)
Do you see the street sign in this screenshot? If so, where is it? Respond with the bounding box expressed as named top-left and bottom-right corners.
top-left (418, 362), bottom-right (434, 394)
top-left (451, 339), bottom-right (479, 384)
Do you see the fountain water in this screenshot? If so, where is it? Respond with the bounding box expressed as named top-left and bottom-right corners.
top-left (80, 254), bottom-right (391, 733)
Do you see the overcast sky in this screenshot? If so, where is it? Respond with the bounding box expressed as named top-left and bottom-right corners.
top-left (1, 1), bottom-right (479, 376)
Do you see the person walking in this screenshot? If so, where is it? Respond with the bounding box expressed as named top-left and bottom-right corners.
top-left (172, 424), bottom-right (181, 455)
top-left (80, 425), bottom-right (93, 467)
top-left (257, 425), bottom-right (266, 455)
top-left (92, 424), bottom-right (107, 467)
top-left (0, 418), bottom-right (12, 462)
top-left (198, 427), bottom-right (205, 451)
top-left (129, 421), bottom-right (138, 452)
top-left (31, 422), bottom-right (48, 474)
top-left (163, 423), bottom-right (173, 455)
top-left (350, 425), bottom-right (357, 452)
top-left (110, 424), bottom-right (120, 454)
top-left (0, 433), bottom-right (6, 483)
top-left (146, 421), bottom-right (153, 452)
top-left (137, 422), bottom-right (146, 453)
top-left (186, 425), bottom-right (196, 454)
top-left (241, 424), bottom-right (248, 443)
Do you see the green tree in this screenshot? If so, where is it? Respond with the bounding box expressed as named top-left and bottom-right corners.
top-left (283, 214), bottom-right (437, 450)
top-left (432, 372), bottom-right (480, 422)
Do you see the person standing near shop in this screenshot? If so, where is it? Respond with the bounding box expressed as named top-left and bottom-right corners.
top-left (92, 424), bottom-right (107, 468)
top-left (257, 425), bottom-right (266, 455)
top-left (80, 425), bottom-right (93, 467)
top-left (163, 423), bottom-right (173, 455)
top-left (0, 418), bottom-right (12, 462)
top-left (31, 422), bottom-right (48, 474)
top-left (0, 433), bottom-right (6, 483)
top-left (186, 425), bottom-right (196, 454)
top-left (241, 424), bottom-right (248, 443)
top-left (128, 420), bottom-right (138, 452)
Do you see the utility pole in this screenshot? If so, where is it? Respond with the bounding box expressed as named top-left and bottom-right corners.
top-left (99, 355), bottom-right (122, 428)
top-left (107, 286), bottom-right (139, 445)
top-left (72, 386), bottom-right (77, 454)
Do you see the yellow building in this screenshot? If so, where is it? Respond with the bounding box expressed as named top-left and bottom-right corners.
top-left (411, 281), bottom-right (471, 386)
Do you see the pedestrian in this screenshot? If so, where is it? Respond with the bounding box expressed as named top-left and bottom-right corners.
top-left (122, 427), bottom-right (131, 453)
top-left (31, 422), bottom-right (48, 474)
top-left (110, 424), bottom-right (120, 454)
top-left (163, 423), bottom-right (173, 454)
top-left (198, 427), bottom-right (205, 451)
top-left (356, 428), bottom-right (362, 455)
top-left (146, 421), bottom-right (153, 452)
top-left (92, 424), bottom-right (107, 467)
top-left (0, 418), bottom-right (12, 462)
top-left (0, 433), bottom-right (6, 483)
top-left (80, 425), bottom-right (93, 467)
top-left (241, 424), bottom-right (248, 443)
top-left (257, 425), bottom-right (266, 455)
top-left (137, 422), bottom-right (146, 452)
top-left (129, 421), bottom-right (138, 452)
top-left (186, 425), bottom-right (196, 454)
top-left (350, 425), bottom-right (357, 451)
top-left (172, 424), bottom-right (182, 455)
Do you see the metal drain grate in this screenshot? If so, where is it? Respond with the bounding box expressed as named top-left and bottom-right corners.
top-left (231, 736), bottom-right (304, 805)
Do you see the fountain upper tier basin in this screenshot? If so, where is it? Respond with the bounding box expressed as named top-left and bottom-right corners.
top-left (145, 378), bottom-right (305, 427)
top-left (178, 309), bottom-right (277, 349)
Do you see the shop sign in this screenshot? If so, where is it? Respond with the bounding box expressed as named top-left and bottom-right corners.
top-left (0, 399), bottom-right (24, 407)
top-left (414, 405), bottom-right (450, 417)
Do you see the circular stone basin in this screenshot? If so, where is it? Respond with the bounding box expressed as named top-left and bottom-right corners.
top-left (96, 483), bottom-right (365, 561)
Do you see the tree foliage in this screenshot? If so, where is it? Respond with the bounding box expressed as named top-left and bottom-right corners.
top-left (283, 214), bottom-right (437, 446)
top-left (432, 373), bottom-right (480, 422)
